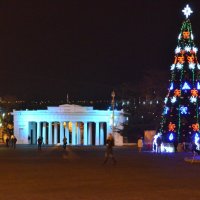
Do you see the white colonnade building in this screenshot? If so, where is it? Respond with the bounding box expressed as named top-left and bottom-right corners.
top-left (12, 104), bottom-right (124, 145)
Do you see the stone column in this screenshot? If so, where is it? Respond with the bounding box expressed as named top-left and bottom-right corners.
top-left (33, 122), bottom-right (37, 144)
top-left (28, 122), bottom-right (31, 144)
top-left (60, 122), bottom-right (64, 144)
top-left (77, 122), bottom-right (81, 145)
top-left (65, 122), bottom-right (69, 145)
top-left (95, 122), bottom-right (100, 145)
top-left (54, 122), bottom-right (58, 144)
top-left (88, 122), bottom-right (92, 145)
top-left (48, 122), bottom-right (52, 145)
top-left (100, 123), bottom-right (104, 145)
top-left (83, 122), bottom-right (88, 145)
top-left (72, 122), bottom-right (76, 145)
top-left (43, 122), bottom-right (47, 144)
top-left (37, 122), bottom-right (41, 139)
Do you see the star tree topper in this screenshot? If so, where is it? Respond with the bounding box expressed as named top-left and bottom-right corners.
top-left (182, 4), bottom-right (193, 18)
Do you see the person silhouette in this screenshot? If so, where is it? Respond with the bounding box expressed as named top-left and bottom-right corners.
top-left (37, 137), bottom-right (42, 151)
top-left (103, 133), bottom-right (116, 165)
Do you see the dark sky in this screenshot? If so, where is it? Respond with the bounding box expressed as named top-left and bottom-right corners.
top-left (0, 0), bottom-right (200, 100)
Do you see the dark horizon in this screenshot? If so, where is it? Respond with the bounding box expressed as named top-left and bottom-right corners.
top-left (1, 1), bottom-right (200, 100)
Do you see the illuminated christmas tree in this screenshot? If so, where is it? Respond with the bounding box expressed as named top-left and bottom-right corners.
top-left (158, 5), bottom-right (200, 144)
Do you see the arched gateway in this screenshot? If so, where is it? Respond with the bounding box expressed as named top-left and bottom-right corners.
top-left (12, 104), bottom-right (125, 145)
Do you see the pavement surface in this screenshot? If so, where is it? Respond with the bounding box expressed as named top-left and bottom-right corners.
top-left (0, 144), bottom-right (200, 200)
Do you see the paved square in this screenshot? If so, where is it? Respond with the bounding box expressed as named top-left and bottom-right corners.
top-left (0, 145), bottom-right (200, 200)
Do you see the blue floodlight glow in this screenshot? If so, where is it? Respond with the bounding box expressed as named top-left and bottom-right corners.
top-left (194, 133), bottom-right (200, 150)
top-left (171, 64), bottom-right (175, 70)
top-left (190, 96), bottom-right (197, 103)
top-left (175, 46), bottom-right (181, 54)
top-left (163, 107), bottom-right (169, 115)
top-left (180, 106), bottom-right (188, 114)
top-left (169, 83), bottom-right (174, 90)
top-left (185, 45), bottom-right (191, 52)
top-left (197, 82), bottom-right (200, 90)
top-left (182, 82), bottom-right (191, 90)
top-left (195, 133), bottom-right (199, 142)
top-left (189, 63), bottom-right (195, 70)
top-left (169, 133), bottom-right (174, 141)
top-left (176, 63), bottom-right (183, 70)
top-left (171, 96), bottom-right (177, 103)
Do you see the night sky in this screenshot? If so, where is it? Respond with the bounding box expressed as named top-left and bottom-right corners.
top-left (1, 0), bottom-right (200, 100)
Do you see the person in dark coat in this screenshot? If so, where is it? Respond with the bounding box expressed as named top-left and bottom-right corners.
top-left (6, 137), bottom-right (9, 147)
top-left (63, 136), bottom-right (67, 149)
top-left (173, 138), bottom-right (178, 152)
top-left (13, 136), bottom-right (17, 149)
top-left (11, 135), bottom-right (14, 148)
top-left (103, 133), bottom-right (116, 165)
top-left (37, 137), bottom-right (42, 151)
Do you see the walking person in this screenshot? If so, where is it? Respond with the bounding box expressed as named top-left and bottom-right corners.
top-left (37, 136), bottom-right (42, 151)
top-left (173, 137), bottom-right (178, 152)
top-left (63, 136), bottom-right (67, 150)
top-left (13, 136), bottom-right (17, 149)
top-left (9, 137), bottom-right (12, 148)
top-left (11, 135), bottom-right (14, 148)
top-left (6, 136), bottom-right (9, 147)
top-left (137, 137), bottom-right (143, 152)
top-left (41, 136), bottom-right (44, 146)
top-left (103, 133), bottom-right (116, 165)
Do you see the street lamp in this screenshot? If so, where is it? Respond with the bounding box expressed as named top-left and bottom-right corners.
top-left (111, 90), bottom-right (115, 135)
